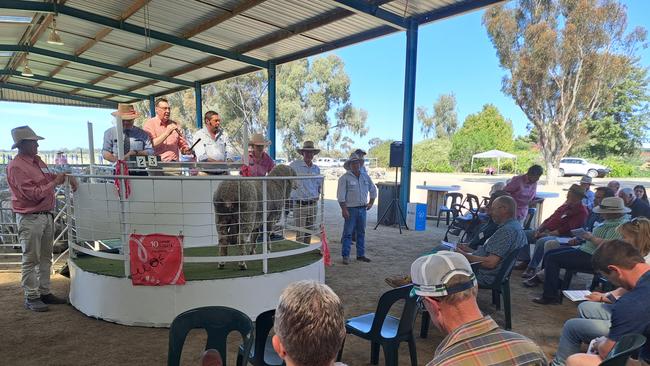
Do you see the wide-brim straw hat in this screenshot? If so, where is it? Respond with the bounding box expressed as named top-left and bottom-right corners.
top-left (343, 153), bottom-right (363, 170)
top-left (11, 125), bottom-right (44, 149)
top-left (248, 133), bottom-right (271, 146)
top-left (297, 140), bottom-right (320, 155)
top-left (111, 103), bottom-right (140, 120)
top-left (578, 176), bottom-right (593, 185)
top-left (592, 197), bottom-right (631, 214)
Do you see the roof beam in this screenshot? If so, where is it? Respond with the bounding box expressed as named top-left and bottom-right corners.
top-left (1, 0), bottom-right (268, 68)
top-left (36, 0), bottom-right (151, 87)
top-left (415, 0), bottom-right (506, 25)
top-left (0, 70), bottom-right (148, 99)
top-left (0, 82), bottom-right (118, 108)
top-left (0, 44), bottom-right (194, 87)
top-left (329, 0), bottom-right (408, 29)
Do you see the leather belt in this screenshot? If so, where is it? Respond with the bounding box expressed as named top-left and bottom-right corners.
top-left (296, 199), bottom-right (318, 205)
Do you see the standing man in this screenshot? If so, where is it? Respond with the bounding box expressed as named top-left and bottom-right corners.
top-left (337, 153), bottom-right (376, 264)
top-left (504, 165), bottom-right (544, 223)
top-left (290, 141), bottom-right (322, 244)
top-left (6, 126), bottom-right (78, 312)
top-left (102, 104), bottom-right (153, 176)
top-left (411, 251), bottom-right (547, 365)
top-left (143, 98), bottom-right (191, 162)
top-left (193, 111), bottom-right (230, 175)
top-left (242, 133), bottom-right (275, 177)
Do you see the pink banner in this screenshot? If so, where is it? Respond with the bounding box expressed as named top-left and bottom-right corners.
top-left (129, 233), bottom-right (186, 286)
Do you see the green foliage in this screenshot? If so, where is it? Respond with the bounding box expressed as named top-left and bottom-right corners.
top-left (368, 140), bottom-right (391, 168)
top-left (412, 139), bottom-right (455, 172)
top-left (590, 156), bottom-right (650, 178)
top-left (417, 93), bottom-right (459, 139)
top-left (449, 104), bottom-right (514, 170)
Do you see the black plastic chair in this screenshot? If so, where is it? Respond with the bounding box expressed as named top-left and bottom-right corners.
top-left (437, 192), bottom-right (463, 227)
top-left (168, 306), bottom-right (254, 366)
top-left (464, 194), bottom-right (481, 214)
top-left (523, 207), bottom-right (537, 230)
top-left (338, 285), bottom-right (418, 366)
top-left (237, 309), bottom-right (284, 366)
top-left (477, 248), bottom-right (520, 330)
top-left (599, 334), bottom-right (646, 366)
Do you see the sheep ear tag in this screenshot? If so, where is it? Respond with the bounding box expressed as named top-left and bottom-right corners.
top-left (129, 233), bottom-right (186, 286)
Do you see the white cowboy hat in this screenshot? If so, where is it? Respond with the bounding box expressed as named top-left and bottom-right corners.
top-left (343, 153), bottom-right (363, 170)
top-left (11, 125), bottom-right (44, 149)
top-left (592, 197), bottom-right (631, 214)
top-left (248, 133), bottom-right (271, 146)
top-left (297, 141), bottom-right (320, 155)
top-left (111, 103), bottom-right (140, 120)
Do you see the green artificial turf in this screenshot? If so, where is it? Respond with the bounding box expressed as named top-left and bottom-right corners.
top-left (73, 239), bottom-right (322, 280)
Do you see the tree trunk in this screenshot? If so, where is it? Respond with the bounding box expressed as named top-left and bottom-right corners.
top-left (545, 161), bottom-right (559, 186)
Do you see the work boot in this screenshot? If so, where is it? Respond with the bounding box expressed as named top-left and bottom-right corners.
top-left (342, 257), bottom-right (350, 265)
top-left (521, 268), bottom-right (536, 279)
top-left (357, 256), bottom-right (371, 263)
top-left (41, 293), bottom-right (68, 304)
top-left (25, 298), bottom-right (49, 312)
top-left (385, 274), bottom-right (412, 288)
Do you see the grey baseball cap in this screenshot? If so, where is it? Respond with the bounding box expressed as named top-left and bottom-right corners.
top-left (410, 252), bottom-right (477, 297)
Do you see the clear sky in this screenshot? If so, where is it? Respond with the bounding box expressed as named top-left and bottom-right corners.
top-left (1, 0), bottom-right (649, 153)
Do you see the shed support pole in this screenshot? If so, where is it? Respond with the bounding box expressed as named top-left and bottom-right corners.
top-left (195, 82), bottom-right (203, 129)
top-left (148, 95), bottom-right (155, 118)
top-left (400, 21), bottom-right (418, 214)
top-left (267, 62), bottom-right (277, 160)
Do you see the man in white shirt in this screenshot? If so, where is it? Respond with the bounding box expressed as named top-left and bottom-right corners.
top-left (193, 111), bottom-right (229, 175)
top-left (290, 141), bottom-right (322, 244)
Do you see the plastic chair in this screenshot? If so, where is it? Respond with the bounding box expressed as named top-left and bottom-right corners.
top-left (437, 192), bottom-right (463, 227)
top-left (168, 306), bottom-right (254, 366)
top-left (338, 285), bottom-right (418, 366)
top-left (237, 309), bottom-right (284, 366)
top-left (599, 334), bottom-right (646, 366)
top-left (464, 194), bottom-right (481, 214)
top-left (477, 248), bottom-right (520, 330)
top-left (523, 207), bottom-right (537, 230)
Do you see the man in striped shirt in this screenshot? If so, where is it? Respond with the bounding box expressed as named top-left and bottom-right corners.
top-left (411, 251), bottom-right (547, 365)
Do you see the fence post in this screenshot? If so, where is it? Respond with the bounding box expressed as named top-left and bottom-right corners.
top-left (65, 180), bottom-right (75, 260)
top-left (262, 180), bottom-right (268, 274)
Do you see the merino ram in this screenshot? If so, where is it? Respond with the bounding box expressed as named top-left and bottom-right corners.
top-left (212, 165), bottom-right (296, 270)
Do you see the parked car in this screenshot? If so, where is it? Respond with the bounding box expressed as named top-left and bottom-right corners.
top-left (315, 157), bottom-right (340, 168)
top-left (558, 157), bottom-right (610, 178)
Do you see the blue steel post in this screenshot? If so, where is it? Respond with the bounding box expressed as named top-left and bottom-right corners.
top-left (149, 95), bottom-right (155, 118)
top-left (194, 82), bottom-right (203, 129)
top-left (267, 62), bottom-right (277, 159)
top-left (400, 21), bottom-right (418, 215)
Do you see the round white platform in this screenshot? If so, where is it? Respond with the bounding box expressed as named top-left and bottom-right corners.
top-left (69, 258), bottom-right (325, 327)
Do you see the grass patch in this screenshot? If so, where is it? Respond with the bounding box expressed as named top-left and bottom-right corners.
top-left (73, 240), bottom-right (322, 280)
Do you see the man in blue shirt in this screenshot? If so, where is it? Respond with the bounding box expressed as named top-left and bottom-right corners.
top-left (102, 104), bottom-right (153, 176)
top-left (561, 240), bottom-right (650, 366)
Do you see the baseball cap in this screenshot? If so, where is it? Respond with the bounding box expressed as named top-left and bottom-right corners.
top-left (410, 252), bottom-right (477, 297)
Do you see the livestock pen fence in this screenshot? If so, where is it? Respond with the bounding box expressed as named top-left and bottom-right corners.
top-left (66, 173), bottom-right (326, 278)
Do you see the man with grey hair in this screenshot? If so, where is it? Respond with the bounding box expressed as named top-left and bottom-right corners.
top-left (457, 195), bottom-right (527, 286)
top-left (618, 187), bottom-right (650, 219)
top-left (411, 251), bottom-right (547, 365)
top-left (272, 280), bottom-right (347, 366)
top-left (607, 180), bottom-right (620, 195)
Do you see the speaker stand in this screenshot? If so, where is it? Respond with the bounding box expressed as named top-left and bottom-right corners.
top-left (374, 167), bottom-right (408, 233)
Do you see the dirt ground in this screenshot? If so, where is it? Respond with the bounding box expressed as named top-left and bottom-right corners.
top-left (1, 173), bottom-right (647, 365)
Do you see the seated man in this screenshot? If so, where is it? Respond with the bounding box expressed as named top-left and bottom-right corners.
top-left (273, 281), bottom-right (347, 366)
top-left (619, 187), bottom-right (650, 219)
top-left (560, 240), bottom-right (650, 366)
top-left (411, 251), bottom-right (547, 365)
top-left (458, 196), bottom-right (527, 286)
top-left (520, 184), bottom-right (589, 278)
top-left (530, 197), bottom-right (629, 303)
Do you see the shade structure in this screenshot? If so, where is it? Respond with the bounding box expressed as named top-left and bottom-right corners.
top-left (471, 149), bottom-right (517, 174)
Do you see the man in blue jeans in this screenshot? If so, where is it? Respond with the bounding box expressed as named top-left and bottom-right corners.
top-left (337, 153), bottom-right (376, 265)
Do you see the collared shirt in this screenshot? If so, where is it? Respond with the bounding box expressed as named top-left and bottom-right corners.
top-left (289, 159), bottom-right (322, 201)
top-left (244, 152), bottom-right (275, 177)
top-left (192, 127), bottom-right (228, 162)
top-left (578, 216), bottom-right (626, 255)
top-left (538, 201), bottom-right (589, 237)
top-left (337, 170), bottom-right (377, 208)
top-left (473, 218), bottom-right (527, 285)
top-left (102, 126), bottom-right (153, 157)
top-left (6, 154), bottom-right (57, 214)
top-left (143, 116), bottom-right (189, 162)
top-left (468, 219), bottom-right (499, 249)
top-left (504, 174), bottom-right (538, 220)
top-left (609, 270), bottom-right (650, 362)
top-left (582, 190), bottom-right (595, 210)
top-left (430, 316), bottom-right (548, 366)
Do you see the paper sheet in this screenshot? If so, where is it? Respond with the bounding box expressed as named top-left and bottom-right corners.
top-left (562, 290), bottom-right (591, 302)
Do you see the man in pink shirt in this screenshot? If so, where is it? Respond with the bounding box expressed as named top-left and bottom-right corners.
top-left (241, 133), bottom-right (275, 177)
top-left (504, 165), bottom-right (544, 222)
top-left (6, 126), bottom-right (78, 312)
top-left (143, 98), bottom-right (190, 162)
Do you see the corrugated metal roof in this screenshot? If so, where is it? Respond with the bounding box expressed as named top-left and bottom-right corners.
top-left (0, 0), bottom-right (503, 107)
